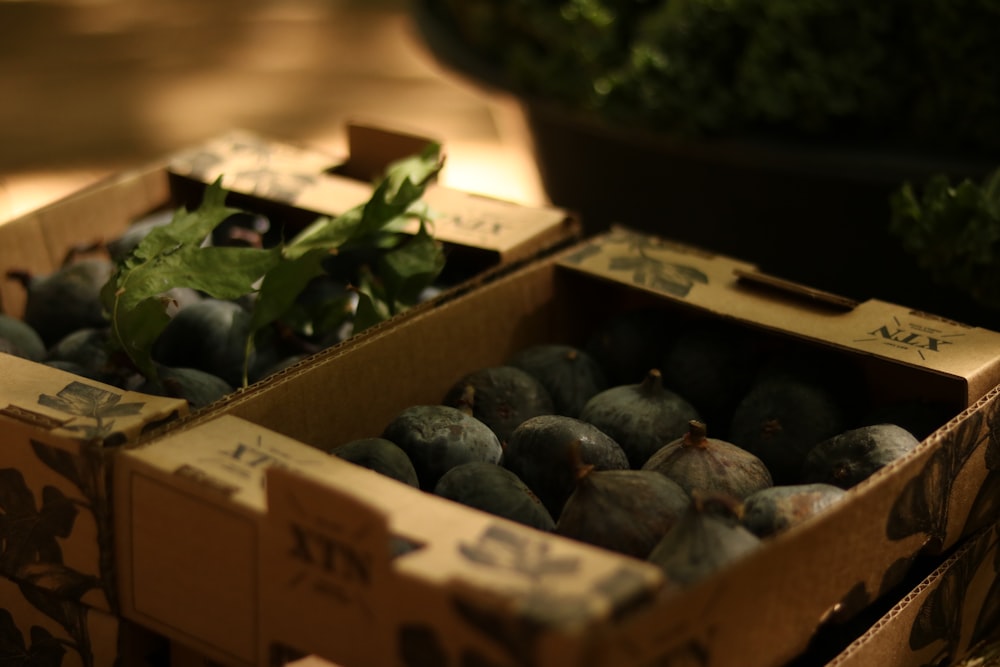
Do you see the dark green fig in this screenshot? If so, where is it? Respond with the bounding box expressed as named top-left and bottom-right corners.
top-left (556, 446), bottom-right (691, 559)
top-left (138, 365), bottom-right (234, 409)
top-left (642, 420), bottom-right (773, 500)
top-left (442, 365), bottom-right (555, 445)
top-left (647, 492), bottom-right (762, 587)
top-left (382, 404), bottom-right (503, 491)
top-left (502, 414), bottom-right (630, 520)
top-left (329, 437), bottom-right (420, 488)
top-left (0, 314), bottom-right (45, 361)
top-left (45, 327), bottom-right (140, 388)
top-left (507, 343), bottom-right (608, 418)
top-left (42, 359), bottom-right (108, 383)
top-left (801, 423), bottom-right (922, 489)
top-left (660, 319), bottom-right (760, 435)
top-left (7, 257), bottom-right (113, 347)
top-left (860, 399), bottom-right (954, 441)
top-left (580, 368), bottom-right (701, 468)
top-left (741, 483), bottom-right (847, 538)
top-left (433, 461), bottom-right (556, 532)
top-left (152, 298), bottom-right (280, 388)
top-left (728, 374), bottom-right (849, 485)
top-left (585, 307), bottom-right (673, 386)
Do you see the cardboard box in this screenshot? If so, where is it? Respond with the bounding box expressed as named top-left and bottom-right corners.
top-left (0, 573), bottom-right (171, 667)
top-left (0, 126), bottom-right (579, 617)
top-left (825, 520), bottom-right (1000, 667)
top-left (115, 227), bottom-right (1000, 667)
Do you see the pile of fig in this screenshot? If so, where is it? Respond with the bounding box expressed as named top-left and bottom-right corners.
top-left (1, 211), bottom-right (437, 408)
top-left (323, 307), bottom-right (951, 591)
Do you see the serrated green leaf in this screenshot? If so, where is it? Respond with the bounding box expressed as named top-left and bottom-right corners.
top-left (352, 287), bottom-right (388, 335)
top-left (248, 248), bottom-right (329, 334)
top-left (102, 179), bottom-right (283, 381)
top-left (378, 221), bottom-right (446, 307)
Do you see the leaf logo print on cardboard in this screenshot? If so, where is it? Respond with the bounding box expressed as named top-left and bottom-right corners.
top-left (37, 381), bottom-right (145, 442)
top-left (962, 402), bottom-right (1000, 537)
top-left (970, 525), bottom-right (1000, 651)
top-left (0, 469), bottom-right (77, 581)
top-left (28, 438), bottom-right (119, 611)
top-left (17, 581), bottom-right (96, 667)
top-left (0, 608), bottom-right (66, 667)
top-left (887, 405), bottom-right (989, 549)
top-left (908, 525), bottom-right (999, 666)
top-left (458, 525), bottom-right (579, 580)
top-left (606, 236), bottom-right (708, 297)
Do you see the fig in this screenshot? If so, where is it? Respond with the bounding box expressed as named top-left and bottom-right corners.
top-left (433, 461), bottom-right (555, 532)
top-left (441, 365), bottom-right (554, 445)
top-left (7, 257), bottom-right (113, 347)
top-left (138, 365), bottom-right (234, 409)
top-left (329, 437), bottom-right (420, 488)
top-left (728, 373), bottom-right (849, 485)
top-left (45, 327), bottom-right (122, 384)
top-left (642, 420), bottom-right (773, 500)
top-left (801, 423), bottom-right (922, 489)
top-left (381, 404), bottom-right (503, 491)
top-left (42, 359), bottom-right (107, 383)
top-left (861, 399), bottom-right (954, 441)
top-left (0, 314), bottom-right (45, 361)
top-left (501, 414), bottom-right (630, 520)
top-left (585, 307), bottom-right (673, 386)
top-left (741, 483), bottom-right (847, 538)
top-left (579, 368), bottom-right (701, 468)
top-left (660, 318), bottom-right (760, 435)
top-left (151, 298), bottom-right (280, 388)
top-left (648, 492), bottom-right (762, 587)
top-left (556, 444), bottom-right (691, 558)
top-left (507, 343), bottom-right (608, 418)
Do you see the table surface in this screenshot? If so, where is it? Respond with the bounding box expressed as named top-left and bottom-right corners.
top-left (0, 0), bottom-right (545, 224)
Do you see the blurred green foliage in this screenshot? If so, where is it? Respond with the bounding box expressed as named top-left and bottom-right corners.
top-left (425, 0), bottom-right (1000, 155)
top-left (890, 169), bottom-right (1000, 310)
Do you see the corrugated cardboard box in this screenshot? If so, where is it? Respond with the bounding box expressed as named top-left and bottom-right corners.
top-left (827, 520), bottom-right (1000, 667)
top-left (0, 125), bottom-right (580, 622)
top-left (115, 227), bottom-right (1000, 667)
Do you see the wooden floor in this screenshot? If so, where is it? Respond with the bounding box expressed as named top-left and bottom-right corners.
top-left (0, 0), bottom-right (546, 223)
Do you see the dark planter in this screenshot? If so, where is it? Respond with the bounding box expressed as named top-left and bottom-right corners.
top-left (411, 3), bottom-right (1000, 329)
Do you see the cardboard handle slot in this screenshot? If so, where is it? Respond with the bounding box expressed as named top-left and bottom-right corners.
top-left (734, 268), bottom-right (859, 313)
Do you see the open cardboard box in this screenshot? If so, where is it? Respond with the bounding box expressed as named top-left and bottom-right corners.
top-left (0, 124), bottom-right (579, 620)
top-left (116, 227), bottom-right (1000, 667)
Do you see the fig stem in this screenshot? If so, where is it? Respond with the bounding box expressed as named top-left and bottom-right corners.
top-left (639, 368), bottom-right (664, 395)
top-left (683, 420), bottom-right (709, 448)
top-left (568, 438), bottom-right (595, 482)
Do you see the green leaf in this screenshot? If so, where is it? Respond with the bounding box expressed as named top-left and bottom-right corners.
top-left (377, 220), bottom-right (446, 308)
top-left (102, 179), bottom-right (283, 380)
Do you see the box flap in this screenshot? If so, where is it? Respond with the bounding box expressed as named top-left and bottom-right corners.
top-left (167, 129), bottom-right (578, 261)
top-left (0, 354), bottom-right (187, 445)
top-left (557, 228), bottom-right (1000, 403)
top-left (261, 451), bottom-right (664, 666)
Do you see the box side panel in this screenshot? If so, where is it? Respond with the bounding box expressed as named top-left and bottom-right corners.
top-left (0, 575), bottom-right (170, 667)
top-left (827, 522), bottom-right (1000, 667)
top-left (0, 354), bottom-right (188, 613)
top-left (260, 462), bottom-right (660, 667)
top-left (116, 414), bottom-right (338, 667)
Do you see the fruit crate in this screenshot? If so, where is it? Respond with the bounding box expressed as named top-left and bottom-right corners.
top-left (0, 124), bottom-right (580, 625)
top-left (115, 227), bottom-right (1000, 667)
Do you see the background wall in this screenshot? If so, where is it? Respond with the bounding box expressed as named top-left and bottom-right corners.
top-left (0, 0), bottom-right (545, 221)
